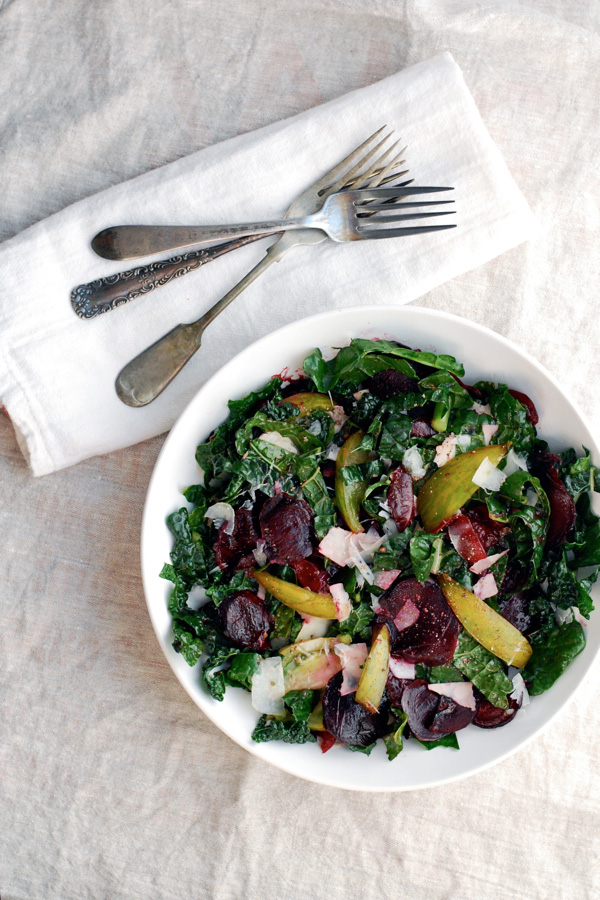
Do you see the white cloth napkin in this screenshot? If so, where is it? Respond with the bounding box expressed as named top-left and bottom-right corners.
top-left (0, 51), bottom-right (534, 476)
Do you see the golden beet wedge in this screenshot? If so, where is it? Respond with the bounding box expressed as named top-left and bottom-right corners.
top-left (285, 392), bottom-right (334, 414)
top-left (417, 443), bottom-right (510, 533)
top-left (355, 624), bottom-right (391, 714)
top-left (335, 430), bottom-right (370, 533)
top-left (438, 574), bottom-right (532, 667)
top-left (253, 569), bottom-right (337, 618)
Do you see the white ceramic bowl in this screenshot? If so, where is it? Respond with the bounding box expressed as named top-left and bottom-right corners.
top-left (141, 306), bottom-right (600, 791)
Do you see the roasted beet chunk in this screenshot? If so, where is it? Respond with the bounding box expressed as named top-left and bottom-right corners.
top-left (214, 508), bottom-right (259, 572)
top-left (401, 680), bottom-right (475, 740)
top-left (322, 672), bottom-right (389, 747)
top-left (473, 693), bottom-right (519, 729)
top-left (387, 466), bottom-right (416, 532)
top-left (368, 369), bottom-right (420, 399)
top-left (385, 672), bottom-right (413, 708)
top-left (410, 417), bottom-right (436, 438)
top-left (531, 451), bottom-right (575, 550)
top-left (377, 578), bottom-right (460, 665)
top-left (259, 494), bottom-right (314, 564)
top-left (292, 559), bottom-right (330, 593)
top-left (466, 503), bottom-right (509, 552)
top-left (498, 591), bottom-right (537, 635)
top-left (217, 590), bottom-right (273, 650)
top-left (508, 388), bottom-right (539, 425)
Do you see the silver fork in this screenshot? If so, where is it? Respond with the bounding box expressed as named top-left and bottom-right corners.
top-left (96, 186), bottom-right (454, 257)
top-left (115, 128), bottom-right (416, 407)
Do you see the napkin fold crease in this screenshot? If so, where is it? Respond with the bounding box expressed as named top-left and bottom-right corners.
top-left (0, 52), bottom-right (535, 476)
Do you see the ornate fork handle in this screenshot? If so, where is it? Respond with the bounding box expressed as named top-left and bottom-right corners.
top-left (71, 234), bottom-right (268, 319)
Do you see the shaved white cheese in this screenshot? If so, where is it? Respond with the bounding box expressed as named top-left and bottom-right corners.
top-left (388, 657), bottom-right (416, 680)
top-left (472, 402), bottom-right (492, 416)
top-left (329, 405), bottom-right (348, 433)
top-left (429, 681), bottom-right (476, 710)
top-left (335, 643), bottom-right (368, 695)
top-left (403, 446), bottom-right (427, 479)
top-left (473, 572), bottom-right (498, 599)
top-left (554, 606), bottom-right (573, 625)
top-left (469, 549), bottom-right (509, 575)
top-left (319, 527), bottom-right (354, 566)
top-left (256, 582), bottom-right (266, 601)
top-left (296, 615), bottom-right (332, 641)
top-left (503, 448), bottom-right (528, 477)
top-left (374, 569), bottom-right (402, 590)
top-left (347, 550), bottom-right (375, 585)
top-left (482, 423), bottom-right (499, 445)
top-left (252, 539), bottom-right (268, 568)
top-left (251, 657), bottom-right (285, 715)
top-left (258, 432), bottom-right (299, 455)
top-left (383, 517), bottom-right (398, 538)
top-left (325, 444), bottom-right (340, 462)
top-left (526, 488), bottom-right (538, 507)
top-left (204, 502), bottom-right (236, 535)
top-left (434, 434), bottom-right (458, 467)
top-left (186, 585), bottom-right (210, 610)
top-left (472, 457), bottom-right (507, 491)
top-left (510, 673), bottom-right (530, 707)
top-left (393, 598), bottom-right (420, 632)
top-left (329, 583), bottom-right (352, 621)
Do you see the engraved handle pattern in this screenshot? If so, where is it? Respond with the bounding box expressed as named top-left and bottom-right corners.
top-left (71, 235), bottom-right (266, 319)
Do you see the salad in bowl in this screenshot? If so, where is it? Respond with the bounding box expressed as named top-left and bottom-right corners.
top-left (158, 332), bottom-right (600, 762)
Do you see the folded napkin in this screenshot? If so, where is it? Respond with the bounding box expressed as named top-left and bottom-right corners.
top-left (0, 51), bottom-right (534, 476)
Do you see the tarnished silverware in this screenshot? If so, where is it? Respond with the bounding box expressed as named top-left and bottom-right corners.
top-left (116, 127), bottom-right (413, 407)
top-left (70, 234), bottom-right (266, 319)
top-left (93, 186), bottom-right (454, 260)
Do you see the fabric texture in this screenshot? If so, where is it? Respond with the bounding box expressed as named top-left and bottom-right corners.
top-left (1, 2), bottom-right (599, 900)
top-left (0, 52), bottom-right (533, 476)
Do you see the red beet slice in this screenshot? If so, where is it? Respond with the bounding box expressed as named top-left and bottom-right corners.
top-left (377, 578), bottom-right (461, 665)
top-left (214, 508), bottom-right (259, 572)
top-left (499, 591), bottom-right (534, 634)
top-left (385, 672), bottom-right (413, 708)
top-left (466, 503), bottom-right (509, 552)
top-left (317, 731), bottom-right (337, 753)
top-left (508, 389), bottom-right (539, 425)
top-left (387, 466), bottom-right (416, 532)
top-left (322, 672), bottom-right (389, 747)
top-left (531, 451), bottom-right (575, 550)
top-left (450, 373), bottom-right (484, 401)
top-left (401, 680), bottom-right (475, 740)
top-left (217, 590), bottom-right (273, 650)
top-left (368, 369), bottom-right (420, 399)
top-left (473, 694), bottom-right (520, 728)
top-left (259, 493), bottom-right (314, 564)
top-left (447, 513), bottom-right (487, 565)
top-left (410, 417), bottom-right (436, 438)
top-left (292, 559), bottom-right (330, 593)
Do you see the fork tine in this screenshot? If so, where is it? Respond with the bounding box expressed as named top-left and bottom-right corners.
top-left (366, 146), bottom-right (408, 188)
top-left (355, 224), bottom-right (457, 239)
top-left (357, 200), bottom-right (454, 218)
top-left (359, 210), bottom-right (456, 225)
top-left (351, 139), bottom-right (402, 190)
top-left (311, 126), bottom-right (388, 197)
top-left (351, 186), bottom-right (454, 202)
top-left (321, 131), bottom-right (395, 196)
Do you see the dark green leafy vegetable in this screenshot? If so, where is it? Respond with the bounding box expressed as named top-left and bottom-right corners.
top-left (414, 733), bottom-right (460, 751)
top-left (284, 690), bottom-right (317, 722)
top-left (452, 631), bottom-right (513, 709)
top-left (524, 621), bottom-right (586, 695)
top-left (251, 717), bottom-right (316, 744)
top-left (383, 710), bottom-right (409, 761)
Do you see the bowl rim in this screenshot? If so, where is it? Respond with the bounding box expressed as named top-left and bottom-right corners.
top-left (140, 304), bottom-right (600, 791)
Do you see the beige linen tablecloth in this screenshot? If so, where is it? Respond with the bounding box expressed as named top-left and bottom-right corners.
top-left (1, 2), bottom-right (599, 898)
